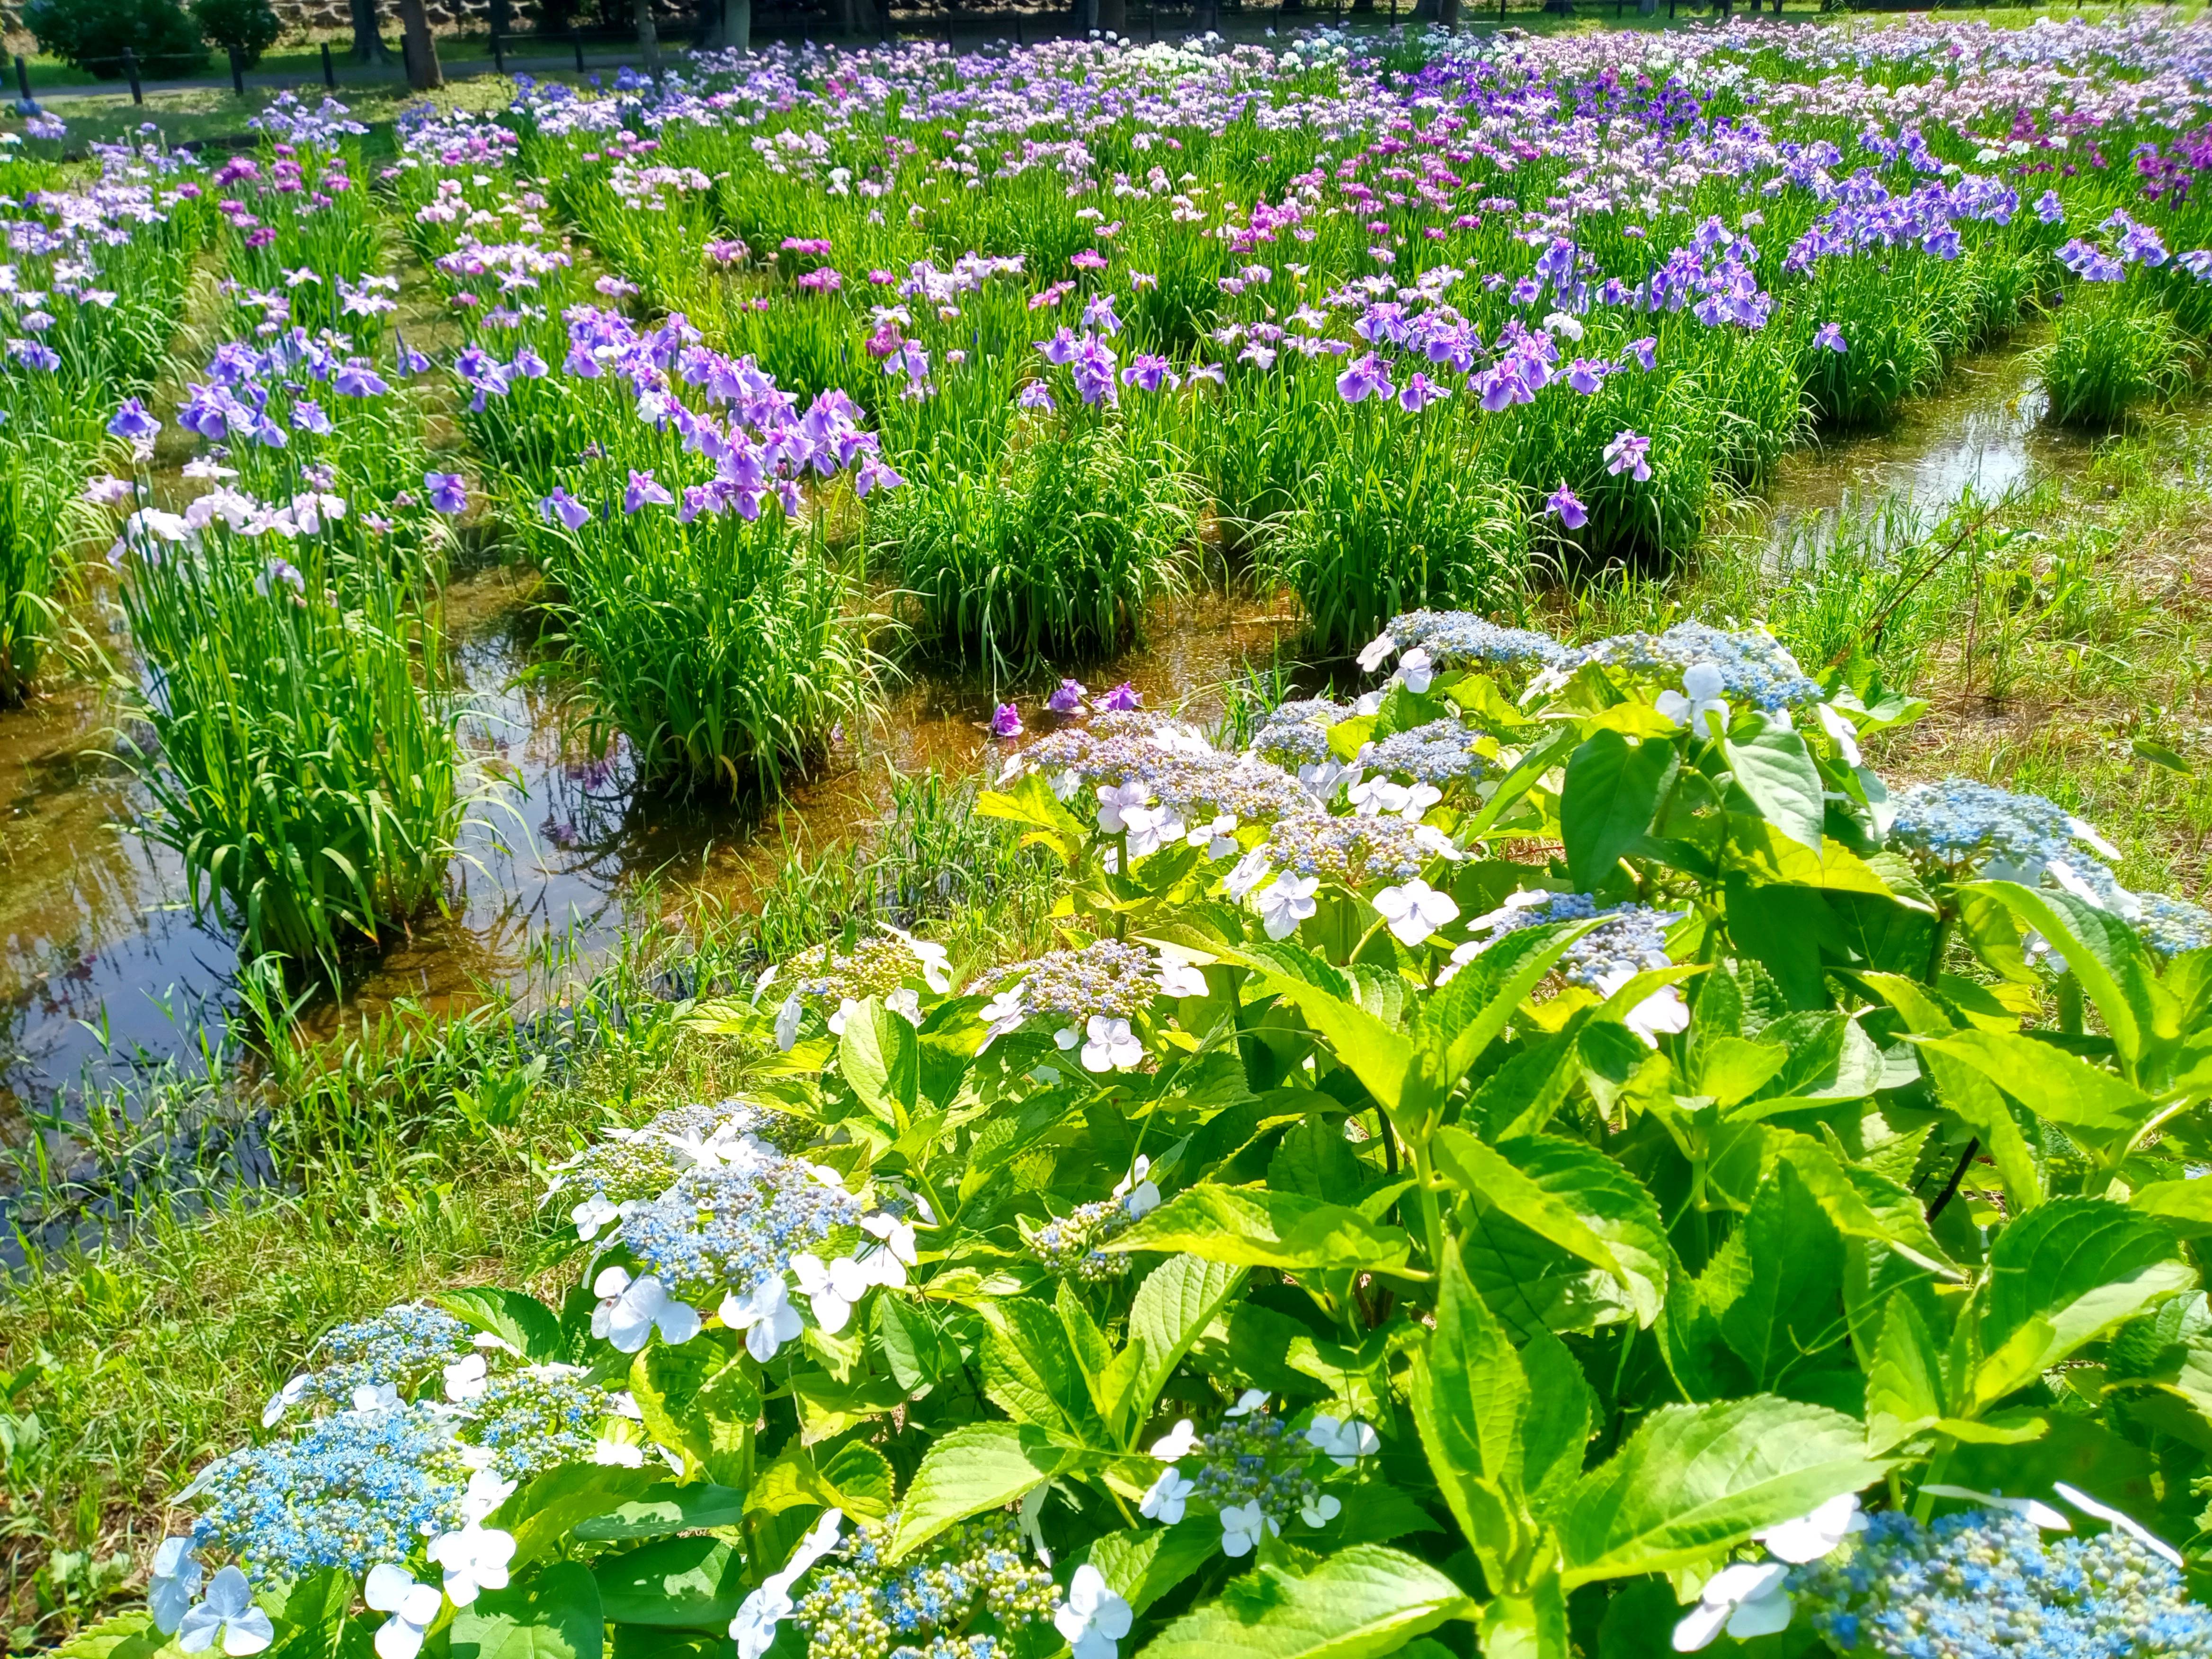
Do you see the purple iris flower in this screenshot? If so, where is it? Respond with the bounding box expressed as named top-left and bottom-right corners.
top-left (425, 472), bottom-right (469, 514)
top-left (989, 703), bottom-right (1023, 739)
top-left (1625, 337), bottom-right (1658, 374)
top-left (1509, 277), bottom-right (1541, 306)
top-left (1018, 381), bottom-right (1057, 412)
top-left (1121, 353), bottom-right (1175, 393)
top-left (1047, 678), bottom-right (1086, 714)
top-left (108, 397), bottom-right (161, 441)
top-left (291, 399), bottom-right (333, 435)
top-left (1336, 352), bottom-right (1395, 404)
top-left (2036, 190), bottom-right (2066, 225)
top-left (1922, 226), bottom-right (1962, 261)
top-left (1545, 484), bottom-right (1587, 529)
top-left (1476, 364), bottom-right (1528, 413)
top-left (623, 469), bottom-right (673, 513)
top-left (1398, 372), bottom-right (1449, 412)
top-left (1070, 335), bottom-right (1119, 407)
top-left (511, 345), bottom-right (550, 379)
top-left (1604, 429), bottom-right (1653, 483)
top-left (853, 456), bottom-right (903, 498)
top-left (395, 333), bottom-right (433, 376)
top-left (11, 340), bottom-right (59, 373)
top-left (1081, 293), bottom-right (1122, 336)
top-left (1097, 681), bottom-right (1142, 712)
top-left (1564, 358), bottom-right (1609, 396)
top-left (1813, 322), bottom-right (1848, 354)
top-left (1035, 328), bottom-right (1079, 366)
top-left (333, 360), bottom-right (389, 397)
top-left (538, 487), bottom-right (591, 531)
top-left (254, 419), bottom-right (290, 450)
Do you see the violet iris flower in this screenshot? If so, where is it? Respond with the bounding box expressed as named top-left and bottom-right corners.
top-left (1813, 322), bottom-right (1848, 354)
top-left (1545, 484), bottom-right (1588, 529)
top-left (1604, 429), bottom-right (1653, 482)
top-left (1336, 352), bottom-right (1395, 404)
top-left (333, 359), bottom-right (389, 397)
top-left (990, 704), bottom-right (1023, 738)
top-left (1398, 372), bottom-right (1448, 412)
top-left (107, 398), bottom-right (160, 441)
top-left (1018, 381), bottom-right (1057, 411)
top-left (1097, 682), bottom-right (1142, 712)
top-left (623, 470), bottom-right (673, 513)
top-left (538, 487), bottom-right (591, 531)
top-left (1047, 679), bottom-right (1086, 714)
top-left (425, 472), bottom-right (469, 514)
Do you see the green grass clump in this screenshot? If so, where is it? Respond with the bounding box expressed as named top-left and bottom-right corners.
top-left (115, 528), bottom-right (473, 972)
top-left (0, 440), bottom-right (97, 706)
top-left (2038, 293), bottom-right (2197, 428)
top-left (876, 417), bottom-right (1195, 674)
top-left (1264, 419), bottom-right (1530, 659)
top-left (531, 489), bottom-right (874, 799)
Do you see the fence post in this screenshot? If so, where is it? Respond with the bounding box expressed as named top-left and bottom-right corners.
top-left (321, 40), bottom-right (337, 86)
top-left (571, 27), bottom-right (587, 70)
top-left (123, 47), bottom-right (145, 102)
top-left (12, 56), bottom-right (30, 107)
top-left (491, 24), bottom-right (506, 71)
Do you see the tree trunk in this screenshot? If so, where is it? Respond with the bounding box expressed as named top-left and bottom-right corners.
top-left (1436, 0), bottom-right (1460, 23)
top-left (349, 0), bottom-right (392, 63)
top-left (398, 0), bottom-right (443, 86)
top-left (1410, 0), bottom-right (1439, 19)
top-left (1098, 0), bottom-right (1126, 30)
top-left (634, 0), bottom-right (662, 70)
top-left (714, 0), bottom-right (751, 50)
top-left (828, 0), bottom-right (854, 34)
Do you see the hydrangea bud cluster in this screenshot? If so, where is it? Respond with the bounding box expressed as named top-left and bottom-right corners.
top-left (978, 940), bottom-right (1163, 1030)
top-left (282, 1305), bottom-right (474, 1415)
top-left (616, 1152), bottom-right (865, 1310)
top-left (1786, 1507), bottom-right (2212, 1657)
top-left (1455, 892), bottom-right (1679, 991)
top-left (463, 1367), bottom-right (623, 1480)
top-left (1023, 1198), bottom-right (1141, 1281)
top-left (2136, 892), bottom-right (2212, 959)
top-left (1360, 719), bottom-right (1494, 787)
top-left (1186, 1411), bottom-right (1325, 1534)
top-left (1363, 611), bottom-right (1568, 676)
top-left (546, 1098), bottom-right (804, 1240)
top-left (1009, 716), bottom-right (1315, 830)
top-left (1248, 698), bottom-right (1355, 770)
top-left (1884, 778), bottom-right (2128, 907)
top-left (1568, 622), bottom-right (1826, 710)
top-left (186, 1401), bottom-right (471, 1579)
top-left (1249, 812), bottom-right (1439, 888)
top-left (785, 929), bottom-right (948, 1010)
top-left (793, 1514), bottom-right (1059, 1659)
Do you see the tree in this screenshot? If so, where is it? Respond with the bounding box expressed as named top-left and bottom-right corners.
top-left (705, 0), bottom-right (749, 50)
top-left (633, 0), bottom-right (661, 71)
top-left (396, 0), bottom-right (441, 87)
top-left (23, 0), bottom-right (207, 78)
top-left (191, 0), bottom-right (282, 67)
top-left (349, 0), bottom-right (392, 63)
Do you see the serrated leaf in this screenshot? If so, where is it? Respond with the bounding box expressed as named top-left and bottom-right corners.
top-left (592, 1536), bottom-right (745, 1630)
top-left (438, 1288), bottom-right (568, 1364)
top-left (1136, 1545), bottom-right (1474, 1659)
top-left (1127, 1255), bottom-right (1247, 1425)
top-left (1723, 721), bottom-right (1826, 851)
top-left (1554, 1396), bottom-right (1889, 1585)
top-left (1102, 1185), bottom-right (1413, 1274)
top-left (1562, 729), bottom-right (1678, 890)
top-left (886, 1423), bottom-right (1063, 1561)
top-left (573, 1482), bottom-right (748, 1542)
top-left (453, 1561), bottom-right (603, 1659)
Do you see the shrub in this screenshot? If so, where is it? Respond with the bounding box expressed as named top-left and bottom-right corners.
top-left (114, 524), bottom-right (473, 972)
top-left (23, 0), bottom-right (207, 78)
top-left (2039, 292), bottom-right (2196, 427)
top-left (190, 0), bottom-right (281, 66)
top-left (878, 418), bottom-right (1196, 672)
top-left (97, 606), bottom-right (2212, 1659)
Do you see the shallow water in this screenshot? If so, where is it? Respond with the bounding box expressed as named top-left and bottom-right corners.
top-left (0, 555), bottom-right (1292, 1125)
top-left (0, 327), bottom-right (2195, 1128)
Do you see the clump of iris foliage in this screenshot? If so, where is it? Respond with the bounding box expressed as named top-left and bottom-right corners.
top-left (101, 602), bottom-right (2212, 1659)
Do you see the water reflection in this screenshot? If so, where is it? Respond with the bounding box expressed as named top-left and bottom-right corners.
top-left (0, 553), bottom-right (1294, 1115)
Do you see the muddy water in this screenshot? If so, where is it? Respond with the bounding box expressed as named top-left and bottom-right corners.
top-left (0, 329), bottom-right (2180, 1122)
top-left (0, 557), bottom-right (1294, 1120)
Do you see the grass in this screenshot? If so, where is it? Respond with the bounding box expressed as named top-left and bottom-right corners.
top-left (2038, 290), bottom-right (2199, 429)
top-left (876, 416), bottom-right (1197, 675)
top-left (114, 524), bottom-right (477, 973)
